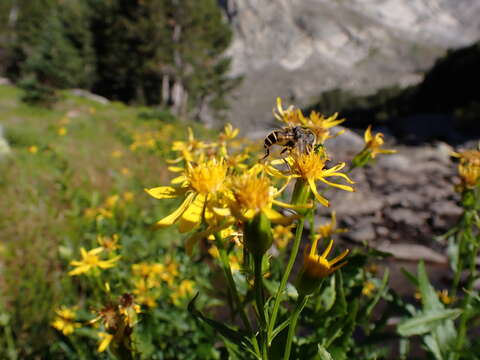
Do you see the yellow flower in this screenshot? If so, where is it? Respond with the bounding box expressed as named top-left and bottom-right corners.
top-left (458, 162), bottom-right (480, 189)
top-left (111, 150), bottom-right (123, 158)
top-left (316, 211), bottom-right (347, 239)
top-left (272, 224), bottom-right (295, 249)
top-left (132, 279), bottom-right (158, 308)
top-left (274, 98), bottom-right (344, 144)
top-left (438, 289), bottom-right (456, 305)
top-left (97, 332), bottom-right (113, 352)
top-left (302, 238), bottom-right (349, 279)
top-left (362, 281), bottom-right (376, 297)
top-left (296, 238), bottom-right (349, 295)
top-left (51, 306), bottom-right (81, 335)
top-left (452, 149), bottom-right (480, 166)
top-left (363, 125), bottom-right (396, 159)
top-left (170, 280), bottom-right (195, 305)
top-left (286, 150), bottom-right (355, 207)
top-left (145, 158), bottom-right (228, 232)
top-left (57, 127), bottom-right (67, 136)
top-left (208, 245), bottom-right (242, 272)
top-left (220, 171), bottom-right (301, 228)
top-left (68, 247), bottom-right (121, 276)
top-left (119, 293), bottom-right (141, 327)
top-left (170, 127), bottom-right (211, 162)
top-left (97, 234), bottom-right (121, 252)
top-left (123, 192), bottom-right (134, 202)
top-left (105, 195), bottom-right (119, 209)
top-left (121, 167), bottom-right (131, 176)
top-left (28, 145), bottom-right (38, 154)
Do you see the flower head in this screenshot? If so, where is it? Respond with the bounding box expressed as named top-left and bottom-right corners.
top-left (303, 238), bottom-right (349, 279)
top-left (28, 145), bottom-right (38, 154)
top-left (316, 211), bottom-right (347, 239)
top-left (286, 150), bottom-right (354, 207)
top-left (69, 247), bottom-right (120, 276)
top-left (296, 238), bottom-right (349, 295)
top-left (145, 158), bottom-right (228, 232)
top-left (362, 125), bottom-right (396, 159)
top-left (458, 162), bottom-right (480, 189)
top-left (170, 280), bottom-right (195, 305)
top-left (51, 306), bottom-right (81, 335)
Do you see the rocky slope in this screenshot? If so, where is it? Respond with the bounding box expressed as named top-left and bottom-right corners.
top-left (222, 0), bottom-right (480, 130)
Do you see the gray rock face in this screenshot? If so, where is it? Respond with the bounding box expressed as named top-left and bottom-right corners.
top-left (224, 0), bottom-right (480, 129)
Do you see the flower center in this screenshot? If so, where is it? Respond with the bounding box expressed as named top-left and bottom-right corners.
top-left (231, 173), bottom-right (271, 212)
top-left (187, 160), bottom-right (227, 195)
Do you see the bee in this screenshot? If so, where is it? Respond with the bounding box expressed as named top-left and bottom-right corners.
top-left (263, 125), bottom-right (316, 159)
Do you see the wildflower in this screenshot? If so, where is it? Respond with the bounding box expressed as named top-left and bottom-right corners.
top-left (316, 211), bottom-right (347, 239)
top-left (170, 280), bottom-right (195, 305)
top-left (111, 150), bottom-right (123, 158)
top-left (458, 162), bottom-right (480, 190)
top-left (123, 192), bottom-right (134, 202)
top-left (68, 247), bottom-right (121, 276)
top-left (89, 107), bottom-right (97, 115)
top-left (98, 332), bottom-right (113, 352)
top-left (97, 234), bottom-right (121, 252)
top-left (51, 306), bottom-right (81, 335)
top-left (119, 293), bottom-right (141, 327)
top-left (208, 245), bottom-right (242, 272)
top-left (57, 127), bottom-right (67, 136)
top-left (452, 149), bottom-right (480, 166)
top-left (286, 150), bottom-right (354, 207)
top-left (272, 224), bottom-right (295, 249)
top-left (170, 127), bottom-right (211, 162)
top-left (296, 237), bottom-right (349, 295)
top-left (362, 281), bottom-right (376, 297)
top-left (145, 158), bottom-right (228, 232)
top-left (438, 289), bottom-right (456, 305)
top-left (121, 167), bottom-right (131, 176)
top-left (274, 98), bottom-right (344, 144)
top-left (132, 279), bottom-right (158, 308)
top-left (362, 125), bottom-right (396, 159)
top-left (105, 195), bottom-right (119, 209)
top-left (28, 145), bottom-right (38, 154)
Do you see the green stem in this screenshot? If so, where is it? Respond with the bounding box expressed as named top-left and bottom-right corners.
top-left (214, 233), bottom-right (253, 334)
top-left (267, 217), bottom-right (305, 344)
top-left (254, 255), bottom-right (268, 359)
top-left (283, 295), bottom-right (308, 360)
top-left (454, 240), bottom-right (478, 356)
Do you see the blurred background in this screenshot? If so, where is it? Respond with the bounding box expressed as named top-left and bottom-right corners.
top-left (0, 0), bottom-right (479, 358)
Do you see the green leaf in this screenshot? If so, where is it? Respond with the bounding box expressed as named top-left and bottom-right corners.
top-left (397, 309), bottom-right (462, 336)
top-left (188, 293), bottom-right (247, 344)
top-left (417, 261), bottom-right (443, 311)
top-left (400, 267), bottom-right (419, 287)
top-left (317, 345), bottom-right (334, 360)
top-left (365, 269), bottom-right (389, 317)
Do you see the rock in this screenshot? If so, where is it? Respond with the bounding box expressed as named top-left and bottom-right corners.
top-left (0, 125), bottom-right (12, 159)
top-left (345, 221), bottom-right (376, 244)
top-left (70, 89), bottom-right (109, 105)
top-left (376, 242), bottom-right (447, 264)
top-left (223, 0), bottom-right (480, 130)
top-left (0, 77), bottom-right (11, 86)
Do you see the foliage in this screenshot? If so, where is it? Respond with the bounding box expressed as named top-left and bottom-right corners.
top-left (1, 0), bottom-right (238, 118)
top-left (1, 85), bottom-right (480, 359)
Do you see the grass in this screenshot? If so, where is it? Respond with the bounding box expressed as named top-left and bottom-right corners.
top-left (0, 84), bottom-right (213, 357)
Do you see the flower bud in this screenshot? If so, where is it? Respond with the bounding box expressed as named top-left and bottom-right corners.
top-left (244, 211), bottom-right (273, 259)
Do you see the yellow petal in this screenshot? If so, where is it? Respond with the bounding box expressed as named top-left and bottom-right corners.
top-left (145, 186), bottom-right (179, 199)
top-left (328, 249), bottom-right (350, 266)
top-left (171, 175), bottom-right (187, 184)
top-left (154, 193), bottom-right (195, 228)
top-left (364, 125), bottom-right (372, 143)
top-left (178, 194), bottom-right (206, 233)
top-left (319, 178), bottom-right (354, 192)
top-left (307, 178), bottom-right (329, 207)
top-left (320, 239), bottom-right (334, 259)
